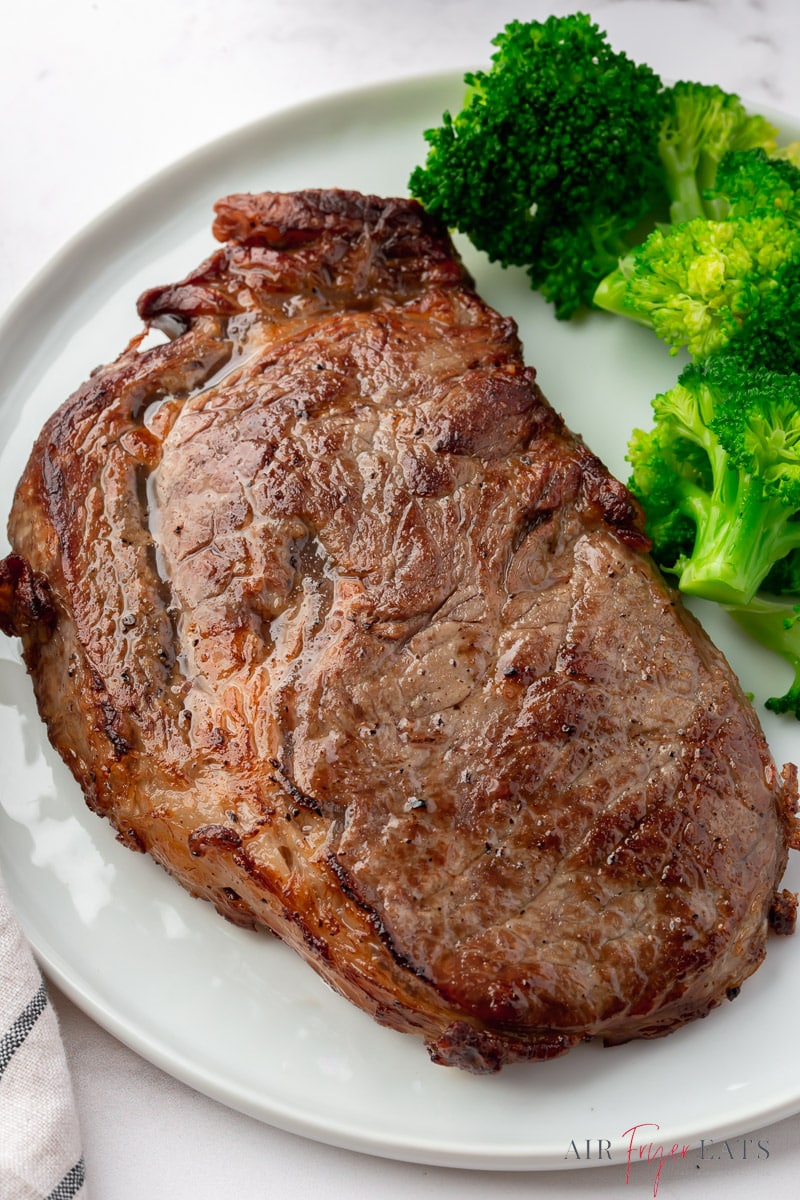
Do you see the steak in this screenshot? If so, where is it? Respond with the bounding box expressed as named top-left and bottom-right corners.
top-left (1, 189), bottom-right (797, 1073)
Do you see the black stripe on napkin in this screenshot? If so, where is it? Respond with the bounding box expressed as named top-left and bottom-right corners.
top-left (46, 1157), bottom-right (86, 1200)
top-left (0, 978), bottom-right (48, 1079)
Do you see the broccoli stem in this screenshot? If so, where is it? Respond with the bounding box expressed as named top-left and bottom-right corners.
top-left (593, 264), bottom-right (654, 323)
top-left (676, 468), bottom-right (800, 605)
top-left (659, 143), bottom-right (707, 224)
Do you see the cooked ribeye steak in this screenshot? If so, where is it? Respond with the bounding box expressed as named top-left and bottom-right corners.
top-left (1, 189), bottom-right (797, 1073)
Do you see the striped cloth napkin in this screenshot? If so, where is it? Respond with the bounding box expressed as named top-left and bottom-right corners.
top-left (0, 873), bottom-right (86, 1200)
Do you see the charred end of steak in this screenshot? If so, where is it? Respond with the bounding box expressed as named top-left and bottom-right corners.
top-left (2, 189), bottom-right (797, 1073)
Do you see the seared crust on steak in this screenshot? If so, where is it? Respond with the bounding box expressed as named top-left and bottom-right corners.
top-left (1, 189), bottom-right (797, 1072)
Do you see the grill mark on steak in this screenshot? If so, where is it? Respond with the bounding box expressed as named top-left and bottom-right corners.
top-left (1, 188), bottom-right (796, 1072)
top-left (325, 851), bottom-right (432, 980)
top-left (267, 758), bottom-right (325, 816)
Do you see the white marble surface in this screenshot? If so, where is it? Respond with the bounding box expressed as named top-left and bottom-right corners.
top-left (2, 1), bottom-right (800, 1196)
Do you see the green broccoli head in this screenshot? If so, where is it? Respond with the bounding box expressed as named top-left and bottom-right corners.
top-left (408, 13), bottom-right (667, 318)
top-left (708, 361), bottom-right (800, 504)
top-left (714, 147), bottom-right (800, 219)
top-left (594, 147), bottom-right (800, 365)
top-left (722, 257), bottom-right (800, 372)
top-left (626, 424), bottom-right (705, 567)
top-left (595, 210), bottom-right (800, 359)
top-left (627, 354), bottom-right (800, 605)
top-left (658, 82), bottom-right (778, 223)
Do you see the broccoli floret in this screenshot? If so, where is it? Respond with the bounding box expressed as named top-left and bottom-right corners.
top-left (626, 423), bottom-right (708, 566)
top-left (627, 354), bottom-right (800, 605)
top-left (408, 14), bottom-right (667, 318)
top-left (727, 595), bottom-right (800, 718)
top-left (658, 83), bottom-right (778, 224)
top-left (715, 147), bottom-right (800, 219)
top-left (594, 150), bottom-right (800, 367)
top-left (594, 212), bottom-right (800, 359)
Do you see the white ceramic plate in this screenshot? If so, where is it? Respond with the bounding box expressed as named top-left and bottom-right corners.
top-left (1, 73), bottom-right (799, 1172)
